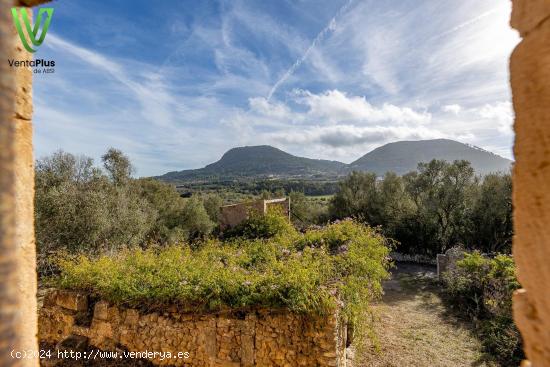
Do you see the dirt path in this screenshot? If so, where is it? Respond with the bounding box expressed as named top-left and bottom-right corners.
top-left (353, 263), bottom-right (496, 367)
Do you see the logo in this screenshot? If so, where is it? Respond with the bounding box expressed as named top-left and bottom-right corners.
top-left (11, 7), bottom-right (54, 53)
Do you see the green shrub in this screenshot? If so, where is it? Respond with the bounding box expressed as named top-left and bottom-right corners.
top-left (55, 219), bottom-right (390, 348)
top-left (442, 252), bottom-right (523, 365)
top-left (223, 206), bottom-right (297, 240)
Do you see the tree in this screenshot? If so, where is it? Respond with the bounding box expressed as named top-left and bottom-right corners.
top-left (329, 171), bottom-right (380, 222)
top-left (135, 178), bottom-right (185, 242)
top-left (102, 148), bottom-right (133, 186)
top-left (180, 196), bottom-right (215, 241)
top-left (35, 150), bottom-right (160, 271)
top-left (288, 191), bottom-right (327, 227)
top-left (203, 194), bottom-right (223, 223)
top-left (402, 160), bottom-right (476, 253)
top-left (328, 159), bottom-right (505, 256)
top-left (469, 173), bottom-right (512, 253)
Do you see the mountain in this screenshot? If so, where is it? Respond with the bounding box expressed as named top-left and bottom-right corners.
top-left (158, 140), bottom-right (512, 183)
top-left (349, 139), bottom-right (512, 176)
top-left (160, 145), bottom-right (346, 181)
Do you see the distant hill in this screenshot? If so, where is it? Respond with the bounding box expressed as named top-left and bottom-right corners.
top-left (349, 139), bottom-right (512, 175)
top-left (159, 145), bottom-right (346, 182)
top-left (158, 140), bottom-right (512, 183)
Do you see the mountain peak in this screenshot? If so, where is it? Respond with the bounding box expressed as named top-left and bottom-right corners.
top-left (158, 139), bottom-right (512, 182)
top-left (350, 139), bottom-right (512, 175)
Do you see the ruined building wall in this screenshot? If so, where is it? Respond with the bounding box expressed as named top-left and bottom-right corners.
top-left (39, 290), bottom-right (347, 367)
top-left (510, 0), bottom-right (550, 365)
top-left (219, 198), bottom-right (290, 231)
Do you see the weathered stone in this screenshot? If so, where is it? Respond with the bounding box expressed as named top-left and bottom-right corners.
top-left (55, 335), bottom-right (89, 352)
top-left (511, 1), bottom-right (550, 365)
top-left (219, 198), bottom-right (290, 231)
top-left (38, 290), bottom-right (347, 366)
top-left (55, 290), bottom-right (88, 311)
top-left (511, 0), bottom-right (550, 36)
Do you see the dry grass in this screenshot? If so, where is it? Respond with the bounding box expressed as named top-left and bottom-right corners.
top-left (353, 263), bottom-right (498, 367)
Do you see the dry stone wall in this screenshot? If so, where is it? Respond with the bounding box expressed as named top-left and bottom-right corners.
top-left (39, 290), bottom-right (347, 367)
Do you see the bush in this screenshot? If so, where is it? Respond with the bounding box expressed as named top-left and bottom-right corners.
top-left (55, 219), bottom-right (391, 342)
top-left (223, 206), bottom-right (297, 240)
top-left (36, 150), bottom-right (225, 276)
top-left (180, 196), bottom-right (215, 241)
top-left (442, 252), bottom-right (523, 365)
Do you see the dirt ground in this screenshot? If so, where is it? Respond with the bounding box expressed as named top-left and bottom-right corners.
top-left (353, 263), bottom-right (498, 367)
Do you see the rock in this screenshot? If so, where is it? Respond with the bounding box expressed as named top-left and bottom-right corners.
top-left (55, 291), bottom-right (88, 311)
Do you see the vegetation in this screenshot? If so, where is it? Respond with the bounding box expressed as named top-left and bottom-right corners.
top-left (56, 219), bottom-right (391, 331)
top-left (36, 147), bottom-right (520, 364)
top-left (35, 149), bottom-right (217, 275)
top-left (222, 206), bottom-right (297, 240)
top-left (174, 179), bottom-right (339, 200)
top-left (442, 252), bottom-right (523, 365)
top-left (329, 160), bottom-right (512, 255)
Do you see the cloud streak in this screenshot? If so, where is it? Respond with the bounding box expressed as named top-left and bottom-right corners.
top-left (266, 0), bottom-right (355, 100)
top-left (34, 0), bottom-right (518, 175)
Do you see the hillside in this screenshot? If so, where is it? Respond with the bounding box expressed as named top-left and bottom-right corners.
top-left (349, 139), bottom-right (512, 176)
top-left (160, 145), bottom-right (346, 181)
top-left (158, 140), bottom-right (512, 183)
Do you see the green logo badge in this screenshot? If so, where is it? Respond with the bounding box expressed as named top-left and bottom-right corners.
top-left (11, 7), bottom-right (54, 53)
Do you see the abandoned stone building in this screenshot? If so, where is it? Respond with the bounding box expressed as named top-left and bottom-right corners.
top-left (219, 198), bottom-right (290, 231)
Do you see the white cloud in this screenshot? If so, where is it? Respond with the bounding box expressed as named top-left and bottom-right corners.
top-left (477, 101), bottom-right (514, 134)
top-left (35, 0), bottom-right (518, 174)
top-left (248, 97), bottom-right (293, 120)
top-left (442, 104), bottom-right (462, 114)
top-left (267, 124), bottom-right (443, 148)
top-left (292, 89), bottom-right (431, 125)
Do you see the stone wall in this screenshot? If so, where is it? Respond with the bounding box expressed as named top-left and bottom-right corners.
top-left (436, 247), bottom-right (466, 280)
top-left (39, 290), bottom-right (347, 367)
top-left (510, 0), bottom-right (550, 365)
top-left (219, 198), bottom-right (290, 231)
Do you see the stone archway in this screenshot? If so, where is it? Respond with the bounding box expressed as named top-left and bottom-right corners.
top-left (0, 1), bottom-right (549, 366)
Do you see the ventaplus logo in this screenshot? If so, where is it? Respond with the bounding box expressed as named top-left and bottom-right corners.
top-left (9, 7), bottom-right (55, 74)
top-left (11, 7), bottom-right (54, 53)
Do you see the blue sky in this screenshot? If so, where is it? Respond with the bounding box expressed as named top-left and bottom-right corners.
top-left (32, 0), bottom-right (519, 176)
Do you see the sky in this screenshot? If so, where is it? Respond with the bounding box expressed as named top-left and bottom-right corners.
top-left (32, 0), bottom-right (520, 177)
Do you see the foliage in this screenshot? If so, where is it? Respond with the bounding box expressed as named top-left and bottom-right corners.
top-left (56, 220), bottom-right (391, 328)
top-left (442, 252), bottom-right (523, 365)
top-left (223, 206), bottom-right (297, 240)
top-left (101, 148), bottom-right (134, 186)
top-left (35, 149), bottom-right (215, 275)
top-left (180, 196), bottom-right (215, 241)
top-left (202, 194), bottom-right (223, 223)
top-left (468, 174), bottom-right (513, 253)
top-left (134, 178), bottom-right (185, 244)
top-left (35, 151), bottom-right (156, 275)
top-left (174, 178), bottom-right (339, 198)
top-left (288, 191), bottom-right (329, 227)
top-left (329, 160), bottom-right (512, 255)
